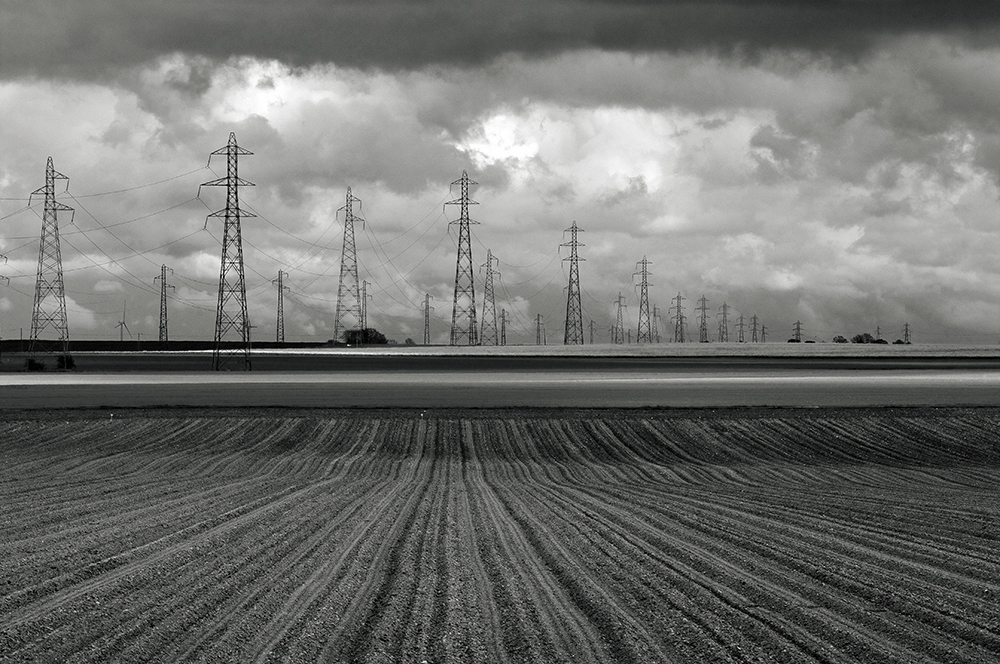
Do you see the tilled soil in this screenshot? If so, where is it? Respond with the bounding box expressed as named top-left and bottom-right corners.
top-left (1, 406), bottom-right (998, 662)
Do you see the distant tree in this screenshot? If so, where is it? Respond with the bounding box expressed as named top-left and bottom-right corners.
top-left (851, 332), bottom-right (877, 344)
top-left (787, 338), bottom-right (801, 343)
top-left (832, 335), bottom-right (848, 343)
top-left (343, 328), bottom-right (388, 345)
top-left (893, 339), bottom-right (905, 344)
top-left (404, 338), bottom-right (416, 346)
top-left (873, 338), bottom-right (888, 344)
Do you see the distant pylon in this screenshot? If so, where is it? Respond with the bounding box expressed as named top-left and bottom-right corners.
top-left (903, 322), bottom-right (911, 344)
top-left (273, 270), bottom-right (288, 343)
top-left (634, 257), bottom-right (653, 343)
top-left (500, 308), bottom-right (508, 346)
top-left (761, 325), bottom-right (768, 343)
top-left (751, 314), bottom-right (759, 343)
top-left (334, 187), bottom-right (363, 343)
top-left (697, 296), bottom-right (710, 343)
top-left (589, 319), bottom-right (597, 344)
top-left (717, 302), bottom-right (730, 342)
top-left (480, 249), bottom-right (500, 345)
top-left (652, 306), bottom-right (661, 344)
top-left (536, 314), bottom-right (544, 345)
top-left (423, 294), bottom-right (434, 345)
top-left (793, 320), bottom-right (803, 342)
top-left (200, 133), bottom-right (255, 371)
top-left (736, 314), bottom-right (746, 343)
top-left (614, 293), bottom-right (627, 344)
top-left (361, 280), bottom-right (371, 331)
top-left (446, 171), bottom-right (479, 345)
top-left (562, 222), bottom-right (585, 345)
top-left (154, 264), bottom-right (174, 345)
top-left (671, 292), bottom-right (686, 343)
top-left (28, 157), bottom-right (74, 365)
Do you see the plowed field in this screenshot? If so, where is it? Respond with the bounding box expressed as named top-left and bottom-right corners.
top-left (2, 407), bottom-right (999, 663)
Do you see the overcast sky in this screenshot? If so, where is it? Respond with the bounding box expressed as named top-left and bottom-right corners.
top-left (3, 1), bottom-right (1000, 344)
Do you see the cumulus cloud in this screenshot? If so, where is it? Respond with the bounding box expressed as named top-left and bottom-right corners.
top-left (2, 27), bottom-right (1000, 343)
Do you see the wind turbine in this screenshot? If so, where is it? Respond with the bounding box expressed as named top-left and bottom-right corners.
top-left (116, 301), bottom-right (131, 342)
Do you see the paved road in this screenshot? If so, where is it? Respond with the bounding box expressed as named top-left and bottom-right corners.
top-left (3, 369), bottom-right (1000, 409)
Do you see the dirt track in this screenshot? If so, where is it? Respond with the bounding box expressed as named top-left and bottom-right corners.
top-left (2, 407), bottom-right (999, 662)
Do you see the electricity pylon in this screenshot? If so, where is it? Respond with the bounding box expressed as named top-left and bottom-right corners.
top-left (652, 306), bottom-right (661, 344)
top-left (717, 302), bottom-right (730, 343)
top-left (154, 264), bottom-right (174, 346)
top-left (273, 270), bottom-right (288, 343)
top-left (634, 257), bottom-right (652, 343)
top-left (903, 322), bottom-right (911, 344)
top-left (536, 314), bottom-right (545, 345)
top-left (751, 314), bottom-right (759, 343)
top-left (447, 171), bottom-right (479, 345)
top-left (589, 319), bottom-right (597, 344)
top-left (671, 292), bottom-right (686, 343)
top-left (500, 308), bottom-right (508, 346)
top-left (423, 294), bottom-right (434, 345)
top-left (200, 133), bottom-right (255, 371)
top-left (614, 293), bottom-right (627, 344)
top-left (29, 157), bottom-right (74, 365)
top-left (761, 325), bottom-right (768, 343)
top-left (736, 314), bottom-right (746, 343)
top-left (480, 249), bottom-right (500, 345)
top-left (697, 296), bottom-right (710, 343)
top-left (793, 320), bottom-right (803, 342)
top-left (334, 187), bottom-right (363, 343)
top-left (361, 280), bottom-right (371, 331)
top-left (561, 222), bottom-right (585, 345)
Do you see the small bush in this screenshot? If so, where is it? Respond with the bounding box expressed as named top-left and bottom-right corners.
top-left (24, 358), bottom-right (46, 372)
top-left (57, 355), bottom-right (76, 370)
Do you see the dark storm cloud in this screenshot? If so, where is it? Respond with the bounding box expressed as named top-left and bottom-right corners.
top-left (4, 1), bottom-right (999, 79)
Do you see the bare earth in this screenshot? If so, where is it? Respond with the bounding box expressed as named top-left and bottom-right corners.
top-left (1, 407), bottom-right (998, 663)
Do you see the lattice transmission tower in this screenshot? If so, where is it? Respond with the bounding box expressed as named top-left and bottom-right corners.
top-left (333, 187), bottom-right (363, 342)
top-left (671, 292), bottom-right (686, 343)
top-left (423, 294), bottom-right (434, 345)
top-left (614, 293), bottom-right (627, 344)
top-left (447, 171), bottom-right (479, 345)
top-left (634, 257), bottom-right (653, 343)
top-left (29, 157), bottom-right (75, 365)
top-left (200, 133), bottom-right (255, 371)
top-left (793, 320), bottom-right (803, 342)
top-left (696, 296), bottom-right (710, 343)
top-left (903, 322), bottom-right (911, 344)
top-left (535, 314), bottom-right (545, 345)
top-left (561, 222), bottom-right (585, 345)
top-left (500, 308), bottom-right (508, 346)
top-left (717, 302), bottom-right (730, 343)
top-left (273, 270), bottom-right (288, 342)
top-left (154, 264), bottom-right (174, 346)
top-left (735, 314), bottom-right (746, 343)
top-left (652, 306), bottom-right (661, 344)
top-left (480, 249), bottom-right (500, 345)
top-left (751, 314), bottom-right (760, 343)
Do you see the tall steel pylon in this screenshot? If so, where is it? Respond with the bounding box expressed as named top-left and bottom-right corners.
top-left (361, 280), bottom-right (371, 331)
top-left (652, 306), bottom-right (661, 344)
top-left (500, 309), bottom-right (508, 346)
top-left (696, 296), bottom-right (710, 343)
top-left (273, 270), bottom-right (289, 343)
top-left (423, 294), bottom-right (434, 345)
top-left (480, 249), bottom-right (500, 345)
top-left (751, 314), bottom-right (760, 343)
top-left (903, 322), bottom-right (911, 344)
top-left (717, 302), bottom-right (730, 342)
top-left (671, 292), bottom-right (686, 343)
top-left (736, 314), bottom-right (746, 343)
top-left (614, 293), bottom-right (626, 344)
top-left (793, 320), bottom-right (803, 342)
top-left (634, 257), bottom-right (653, 343)
top-left (561, 222), bottom-right (585, 345)
top-left (200, 133), bottom-right (255, 371)
top-left (446, 171), bottom-right (479, 345)
top-left (334, 187), bottom-right (363, 342)
top-left (535, 314), bottom-right (545, 345)
top-left (154, 264), bottom-right (174, 346)
top-left (29, 157), bottom-right (74, 365)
